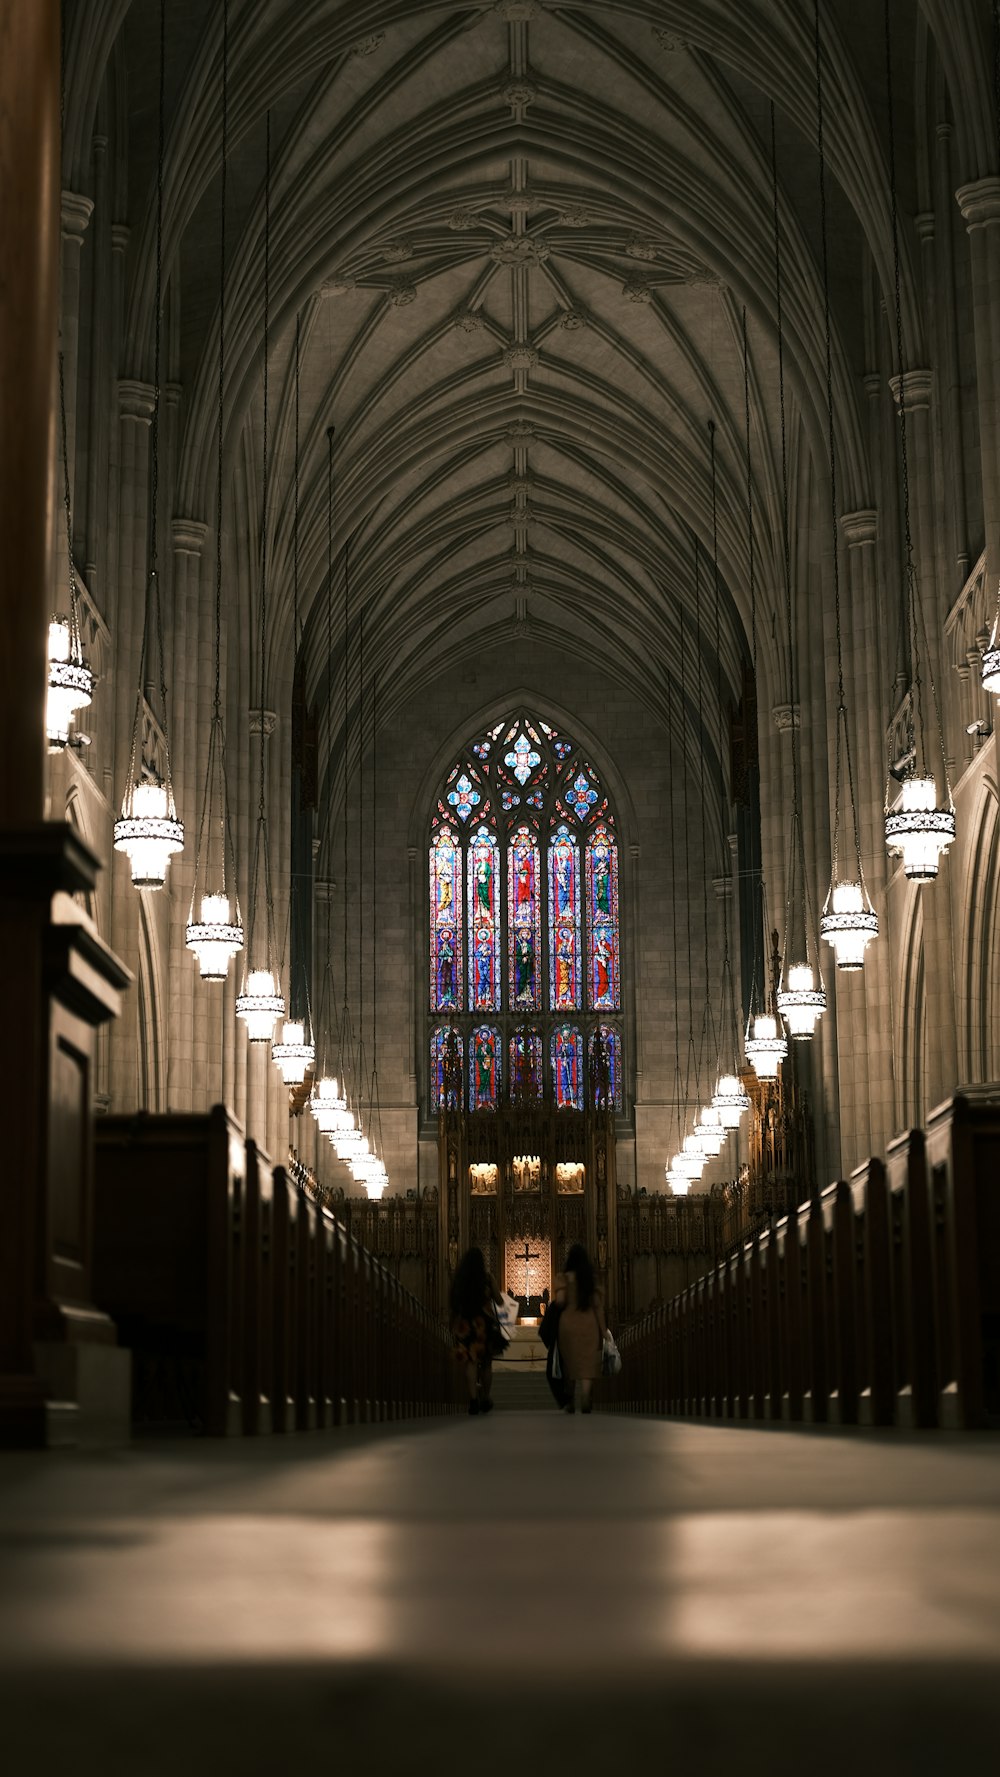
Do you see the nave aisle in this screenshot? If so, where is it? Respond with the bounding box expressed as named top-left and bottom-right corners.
top-left (1, 1415), bottom-right (998, 1774)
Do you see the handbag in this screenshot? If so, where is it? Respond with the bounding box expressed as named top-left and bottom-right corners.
top-left (601, 1329), bottom-right (622, 1378)
top-left (493, 1290), bottom-right (520, 1345)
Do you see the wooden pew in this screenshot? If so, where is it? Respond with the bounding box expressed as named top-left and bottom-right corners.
top-left (93, 1108), bottom-right (246, 1435)
top-left (243, 1140), bottom-right (273, 1435)
top-left (925, 1087), bottom-right (1000, 1429)
top-left (886, 1128), bottom-right (937, 1427)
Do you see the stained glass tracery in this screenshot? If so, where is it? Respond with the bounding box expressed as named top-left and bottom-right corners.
top-left (470, 1025), bottom-right (500, 1109)
top-left (552, 1025), bottom-right (583, 1110)
top-left (587, 824), bottom-right (619, 1011)
top-left (431, 1027), bottom-right (463, 1108)
top-left (430, 827), bottom-right (462, 1011)
top-left (508, 825), bottom-right (541, 1011)
top-left (549, 825), bottom-right (581, 1011)
top-left (468, 826), bottom-right (500, 1011)
top-left (429, 713), bottom-right (622, 1110)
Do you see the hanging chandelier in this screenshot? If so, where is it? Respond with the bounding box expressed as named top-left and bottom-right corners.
top-left (48, 271), bottom-right (94, 750)
top-left (273, 1019), bottom-right (315, 1085)
top-left (693, 1104), bottom-right (727, 1157)
top-left (114, 0), bottom-right (183, 891)
top-left (365, 1160), bottom-right (388, 1201)
top-left (881, 0), bottom-right (955, 884)
top-left (712, 1072), bottom-right (750, 1128)
top-left (115, 779), bottom-right (184, 888)
top-left (820, 879), bottom-right (879, 971)
top-left (186, 0), bottom-right (242, 983)
top-left (811, 17), bottom-right (880, 973)
top-left (187, 892), bottom-right (243, 982)
top-left (47, 615), bottom-right (93, 751)
top-left (235, 968), bottom-right (284, 1043)
top-left (311, 1074), bottom-right (348, 1130)
top-left (744, 1012), bottom-right (786, 1080)
top-left (665, 1162), bottom-right (691, 1195)
top-left (885, 775), bottom-right (956, 881)
top-left (777, 963), bottom-right (826, 1041)
top-left (236, 112), bottom-right (284, 1047)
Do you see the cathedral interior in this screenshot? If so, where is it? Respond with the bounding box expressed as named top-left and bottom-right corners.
top-left (1, 0), bottom-right (999, 1767)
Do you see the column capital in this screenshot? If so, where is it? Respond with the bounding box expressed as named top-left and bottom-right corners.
top-left (60, 189), bottom-right (94, 242)
top-left (840, 508), bottom-right (878, 547)
top-left (248, 707), bottom-right (278, 738)
top-left (889, 369), bottom-right (933, 412)
top-left (111, 222), bottom-right (130, 257)
top-left (172, 517), bottom-right (209, 557)
top-left (914, 211), bottom-right (935, 244)
top-left (956, 175), bottom-right (1000, 232)
top-left (772, 702), bottom-right (800, 733)
top-left (863, 371), bottom-right (881, 401)
top-left (117, 377), bottom-right (155, 422)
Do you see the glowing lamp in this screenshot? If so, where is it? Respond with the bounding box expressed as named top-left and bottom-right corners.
top-left (694, 1105), bottom-right (727, 1157)
top-left (744, 1013), bottom-right (787, 1081)
top-left (820, 879), bottom-right (878, 970)
top-left (185, 892), bottom-right (243, 981)
top-left (712, 1072), bottom-right (751, 1127)
top-left (777, 964), bottom-right (826, 1041)
top-left (46, 616), bottom-right (94, 749)
top-left (272, 1019), bottom-right (315, 1085)
top-left (114, 780), bottom-right (184, 889)
top-left (235, 968), bottom-right (284, 1042)
top-left (884, 776), bottom-right (955, 881)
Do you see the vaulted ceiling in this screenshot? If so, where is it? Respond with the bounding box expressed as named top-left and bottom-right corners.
top-left (66, 0), bottom-right (984, 809)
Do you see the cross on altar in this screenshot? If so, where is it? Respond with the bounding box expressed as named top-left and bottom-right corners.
top-left (513, 1238), bottom-right (541, 1303)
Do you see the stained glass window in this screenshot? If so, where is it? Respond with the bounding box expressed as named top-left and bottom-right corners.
top-left (586, 824), bottom-right (619, 1011)
top-left (509, 1027), bottom-right (542, 1099)
top-left (468, 826), bottom-right (500, 1011)
top-left (589, 1025), bottom-right (622, 1110)
top-left (508, 824), bottom-right (541, 1011)
top-left (431, 1027), bottom-right (464, 1109)
top-left (551, 1025), bottom-right (583, 1110)
top-left (430, 827), bottom-right (462, 1011)
top-left (548, 824), bottom-right (581, 1010)
top-left (428, 713), bottom-right (623, 1113)
top-left (470, 1025), bottom-right (500, 1109)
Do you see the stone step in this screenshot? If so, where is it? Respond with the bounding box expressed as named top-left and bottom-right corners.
top-left (490, 1370), bottom-right (554, 1412)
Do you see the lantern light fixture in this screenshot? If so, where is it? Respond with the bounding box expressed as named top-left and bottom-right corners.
top-left (47, 616), bottom-right (94, 751)
top-left (744, 1012), bottom-right (787, 1081)
top-left (694, 1104), bottom-right (727, 1157)
top-left (186, 892), bottom-right (243, 981)
top-left (311, 1074), bottom-right (346, 1130)
top-left (712, 1072), bottom-right (751, 1128)
top-left (235, 968), bottom-right (284, 1043)
top-left (885, 775), bottom-right (956, 881)
top-left (820, 878), bottom-right (879, 971)
top-left (777, 963), bottom-right (826, 1041)
top-left (272, 1018), bottom-right (315, 1085)
top-left (114, 780), bottom-right (184, 888)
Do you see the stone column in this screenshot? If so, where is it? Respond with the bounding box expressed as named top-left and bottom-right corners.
top-left (59, 191), bottom-right (94, 500)
top-left (889, 371), bottom-right (959, 1112)
top-left (838, 511), bottom-right (895, 1164)
top-left (955, 178), bottom-right (1000, 591)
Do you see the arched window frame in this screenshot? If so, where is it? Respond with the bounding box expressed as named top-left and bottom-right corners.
top-left (426, 712), bottom-right (625, 1114)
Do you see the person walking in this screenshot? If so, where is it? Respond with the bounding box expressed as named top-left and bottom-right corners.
top-left (553, 1242), bottom-right (607, 1414)
top-left (449, 1245), bottom-right (504, 1415)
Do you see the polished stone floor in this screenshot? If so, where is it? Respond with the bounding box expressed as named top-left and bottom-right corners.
top-left (1, 1413), bottom-right (999, 1773)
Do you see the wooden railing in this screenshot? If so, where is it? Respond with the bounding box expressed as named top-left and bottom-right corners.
top-left (93, 1108), bottom-right (460, 1436)
top-left (607, 1088), bottom-right (1000, 1430)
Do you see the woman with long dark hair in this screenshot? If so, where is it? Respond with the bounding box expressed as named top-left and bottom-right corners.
top-left (449, 1245), bottom-right (504, 1415)
top-left (553, 1242), bottom-right (607, 1414)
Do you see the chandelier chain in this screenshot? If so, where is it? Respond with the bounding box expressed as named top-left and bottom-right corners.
top-left (679, 595), bottom-right (697, 1117)
top-left (693, 527), bottom-right (712, 1098)
top-left (150, 0), bottom-right (169, 738)
top-left (992, 0), bottom-right (1000, 642)
top-left (258, 108), bottom-right (271, 823)
top-left (321, 425), bottom-right (336, 1067)
top-left (213, 0), bottom-right (227, 722)
top-left (294, 313), bottom-right (301, 656)
top-left (883, 0), bottom-right (927, 778)
top-left (665, 672), bottom-right (684, 1157)
top-left (708, 421), bottom-right (740, 1068)
top-left (57, 340), bottom-right (83, 660)
top-left (741, 306), bottom-right (766, 1022)
top-left (814, 0), bottom-right (868, 896)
